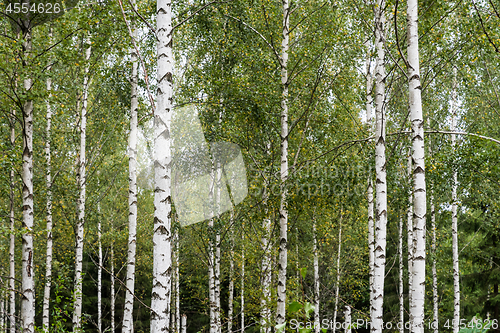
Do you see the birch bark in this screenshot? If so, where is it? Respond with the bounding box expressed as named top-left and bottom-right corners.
top-left (451, 68), bottom-right (460, 333)
top-left (42, 29), bottom-right (54, 333)
top-left (407, 0), bottom-right (427, 331)
top-left (399, 215), bottom-right (404, 333)
top-left (333, 218), bottom-right (342, 333)
top-left (176, 231), bottom-right (180, 333)
top-left (372, 1), bottom-right (387, 330)
top-left (73, 35), bottom-right (91, 333)
top-left (228, 218), bottom-right (234, 333)
top-left (21, 27), bottom-right (35, 333)
top-left (97, 181), bottom-right (102, 333)
top-left (151, 0), bottom-right (173, 329)
top-left (407, 151), bottom-right (413, 309)
top-left (313, 219), bottom-right (320, 333)
top-left (9, 109), bottom-right (16, 333)
top-left (241, 230), bottom-right (245, 333)
top-left (123, 1), bottom-right (139, 329)
top-left (277, 0), bottom-right (289, 325)
top-left (111, 243), bottom-right (115, 333)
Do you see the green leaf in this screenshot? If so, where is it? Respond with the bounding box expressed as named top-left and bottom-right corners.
top-left (300, 267), bottom-right (307, 279)
top-left (304, 302), bottom-right (315, 317)
top-left (299, 329), bottom-right (311, 333)
top-left (289, 301), bottom-right (303, 313)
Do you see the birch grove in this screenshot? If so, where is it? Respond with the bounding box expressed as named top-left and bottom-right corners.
top-left (0, 0), bottom-right (497, 331)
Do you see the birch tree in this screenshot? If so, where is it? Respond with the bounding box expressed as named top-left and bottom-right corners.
top-left (42, 29), bottom-right (54, 333)
top-left (73, 34), bottom-right (91, 332)
top-left (21, 26), bottom-right (35, 333)
top-left (122, 0), bottom-right (139, 328)
top-left (372, 0), bottom-right (387, 330)
top-left (151, 0), bottom-right (173, 328)
top-left (407, 0), bottom-right (427, 330)
top-left (313, 219), bottom-right (320, 333)
top-left (9, 109), bottom-right (16, 333)
top-left (277, 0), bottom-right (290, 325)
top-left (451, 67), bottom-right (460, 333)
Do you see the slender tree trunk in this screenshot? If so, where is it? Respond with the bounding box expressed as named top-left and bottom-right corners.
top-left (73, 35), bottom-right (91, 332)
top-left (9, 109), bottom-right (16, 333)
top-left (313, 219), bottom-right (320, 333)
top-left (228, 218), bottom-right (234, 333)
top-left (372, 1), bottom-right (387, 331)
top-left (366, 16), bottom-right (375, 332)
top-left (208, 217), bottom-right (216, 333)
top-left (181, 314), bottom-right (187, 333)
top-left (21, 27), bottom-right (35, 333)
top-left (344, 306), bottom-right (351, 333)
top-left (451, 67), bottom-right (460, 333)
top-left (241, 230), bottom-right (245, 333)
top-left (42, 29), bottom-right (54, 333)
top-left (261, 216), bottom-right (271, 333)
top-left (97, 180), bottom-right (102, 333)
top-left (151, 0), bottom-right (173, 329)
top-left (431, 193), bottom-right (438, 333)
top-left (0, 291), bottom-right (4, 331)
top-left (215, 232), bottom-right (221, 333)
top-left (111, 243), bottom-right (115, 333)
top-left (176, 231), bottom-right (180, 333)
top-left (399, 215), bottom-right (404, 333)
top-left (123, 2), bottom-right (139, 329)
top-left (407, 0), bottom-right (427, 330)
top-left (428, 118), bottom-right (438, 333)
top-left (407, 151), bottom-right (413, 310)
top-left (333, 217), bottom-right (342, 333)
top-left (277, 0), bottom-right (289, 325)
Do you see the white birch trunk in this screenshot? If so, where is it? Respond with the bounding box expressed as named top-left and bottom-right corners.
top-left (176, 232), bottom-right (180, 333)
top-left (428, 118), bottom-right (438, 333)
top-left (151, 0), bottom-right (173, 329)
top-left (365, 40), bottom-right (375, 325)
top-left (208, 218), bottom-right (216, 333)
top-left (313, 220), bottom-right (320, 333)
top-left (451, 68), bottom-right (460, 333)
top-left (277, 0), bottom-right (289, 325)
top-left (1, 294), bottom-right (4, 332)
top-left (9, 110), bottom-right (16, 333)
top-left (333, 219), bottom-right (342, 333)
top-left (372, 1), bottom-right (387, 331)
top-left (181, 314), bottom-right (187, 333)
top-left (241, 231), bottom-right (245, 333)
top-left (215, 232), bottom-right (221, 333)
top-left (367, 179), bottom-right (374, 322)
top-left (97, 180), bottom-right (102, 333)
top-left (431, 193), bottom-right (438, 333)
top-left (261, 216), bottom-right (271, 333)
top-left (123, 1), bottom-right (139, 329)
top-left (111, 244), bottom-right (115, 333)
top-left (42, 29), bottom-right (54, 333)
top-left (228, 220), bottom-right (234, 333)
top-left (73, 35), bottom-right (91, 333)
top-left (407, 151), bottom-right (413, 309)
top-left (407, 0), bottom-right (427, 330)
top-left (399, 215), bottom-right (404, 333)
top-left (344, 306), bottom-right (351, 333)
top-left (21, 28), bottom-right (35, 333)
